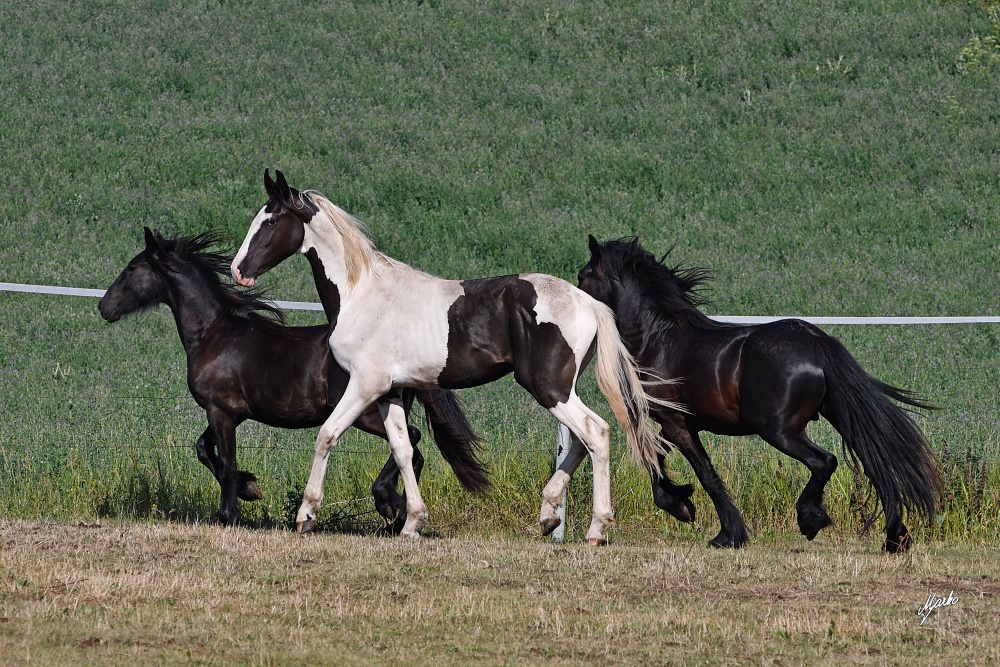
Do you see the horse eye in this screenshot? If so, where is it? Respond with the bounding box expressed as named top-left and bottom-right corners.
top-left (266, 218), bottom-right (277, 227)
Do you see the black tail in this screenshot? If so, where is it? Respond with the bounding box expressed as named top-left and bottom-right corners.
top-left (415, 389), bottom-right (490, 492)
top-left (817, 337), bottom-right (940, 524)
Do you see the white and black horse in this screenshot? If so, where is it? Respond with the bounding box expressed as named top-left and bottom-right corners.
top-left (99, 228), bottom-right (488, 527)
top-left (232, 170), bottom-right (679, 544)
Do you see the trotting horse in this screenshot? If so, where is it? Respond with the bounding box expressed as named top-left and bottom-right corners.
top-left (99, 228), bottom-right (488, 527)
top-left (577, 236), bottom-right (941, 552)
top-left (232, 170), bottom-right (679, 543)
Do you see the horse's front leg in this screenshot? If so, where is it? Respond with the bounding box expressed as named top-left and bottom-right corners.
top-left (195, 426), bottom-right (220, 481)
top-left (377, 397), bottom-right (428, 538)
top-left (208, 411), bottom-right (241, 525)
top-left (298, 381), bottom-right (375, 533)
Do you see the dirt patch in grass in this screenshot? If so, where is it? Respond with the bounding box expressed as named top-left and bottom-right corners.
top-left (0, 520), bottom-right (996, 665)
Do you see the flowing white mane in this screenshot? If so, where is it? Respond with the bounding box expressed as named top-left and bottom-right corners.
top-left (303, 191), bottom-right (402, 288)
top-left (304, 190), bottom-right (434, 288)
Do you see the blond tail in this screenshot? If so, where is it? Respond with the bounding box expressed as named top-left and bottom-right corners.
top-left (591, 301), bottom-right (685, 477)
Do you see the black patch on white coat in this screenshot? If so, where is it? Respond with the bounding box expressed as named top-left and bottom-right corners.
top-left (437, 276), bottom-right (576, 408)
top-left (305, 247), bottom-right (341, 329)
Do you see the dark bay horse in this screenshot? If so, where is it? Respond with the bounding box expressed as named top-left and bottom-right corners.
top-left (98, 228), bottom-right (488, 527)
top-left (577, 236), bottom-right (940, 552)
top-left (230, 170), bottom-right (678, 543)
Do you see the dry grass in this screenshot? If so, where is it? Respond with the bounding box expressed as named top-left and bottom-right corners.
top-left (0, 521), bottom-right (997, 666)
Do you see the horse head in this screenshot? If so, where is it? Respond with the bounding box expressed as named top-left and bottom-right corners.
top-left (98, 227), bottom-right (173, 322)
top-left (577, 234), bottom-right (614, 306)
top-left (232, 169), bottom-right (317, 287)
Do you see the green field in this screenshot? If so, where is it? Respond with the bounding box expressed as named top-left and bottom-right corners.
top-left (1, 0), bottom-right (998, 548)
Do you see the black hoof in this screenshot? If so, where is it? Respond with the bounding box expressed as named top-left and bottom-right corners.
top-left (236, 471), bottom-right (263, 502)
top-left (540, 516), bottom-right (562, 536)
top-left (372, 483), bottom-right (404, 523)
top-left (212, 510), bottom-right (238, 526)
top-left (796, 505), bottom-right (833, 540)
top-left (708, 530), bottom-right (748, 549)
top-left (653, 483), bottom-right (696, 523)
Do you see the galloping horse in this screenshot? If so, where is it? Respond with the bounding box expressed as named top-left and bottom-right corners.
top-left (232, 170), bottom-right (678, 543)
top-left (99, 228), bottom-right (488, 526)
top-left (577, 236), bottom-right (940, 552)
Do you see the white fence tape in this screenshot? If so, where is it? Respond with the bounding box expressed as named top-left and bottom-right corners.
top-left (0, 282), bottom-right (324, 312)
top-left (3, 281), bottom-right (998, 324)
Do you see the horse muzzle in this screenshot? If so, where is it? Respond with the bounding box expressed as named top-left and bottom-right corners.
top-left (232, 262), bottom-right (256, 288)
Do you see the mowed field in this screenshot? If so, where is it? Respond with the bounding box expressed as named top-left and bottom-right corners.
top-left (2, 521), bottom-right (998, 665)
top-left (1, 0), bottom-right (999, 662)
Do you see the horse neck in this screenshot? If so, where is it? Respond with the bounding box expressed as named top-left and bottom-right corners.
top-left (305, 247), bottom-right (342, 323)
top-left (612, 280), bottom-right (697, 355)
top-left (161, 267), bottom-right (227, 352)
top-left (303, 216), bottom-right (354, 290)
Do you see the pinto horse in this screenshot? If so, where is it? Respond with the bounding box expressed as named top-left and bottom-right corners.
top-left (232, 170), bottom-right (678, 543)
top-left (577, 236), bottom-right (940, 552)
top-left (98, 228), bottom-right (488, 527)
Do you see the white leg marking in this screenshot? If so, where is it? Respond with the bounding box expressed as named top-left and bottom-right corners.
top-left (548, 397), bottom-right (614, 545)
top-left (297, 379), bottom-right (375, 533)
top-left (378, 398), bottom-right (428, 538)
top-left (539, 437), bottom-right (588, 530)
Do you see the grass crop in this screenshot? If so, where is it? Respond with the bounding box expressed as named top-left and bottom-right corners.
top-left (0, 0), bottom-right (998, 548)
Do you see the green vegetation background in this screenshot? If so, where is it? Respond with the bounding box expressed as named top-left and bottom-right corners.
top-left (0, 0), bottom-right (997, 544)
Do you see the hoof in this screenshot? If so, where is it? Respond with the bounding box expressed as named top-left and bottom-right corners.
top-left (797, 506), bottom-right (833, 541)
top-left (539, 516), bottom-right (562, 536)
top-left (653, 483), bottom-right (696, 523)
top-left (585, 536), bottom-right (608, 546)
top-left (371, 483), bottom-right (404, 523)
top-left (399, 530), bottom-right (421, 540)
top-left (708, 531), bottom-right (748, 549)
top-left (212, 510), bottom-right (237, 526)
top-left (666, 497), bottom-right (696, 523)
top-left (237, 479), bottom-right (264, 502)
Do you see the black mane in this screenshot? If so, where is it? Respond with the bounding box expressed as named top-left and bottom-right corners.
top-left (165, 232), bottom-right (287, 327)
top-left (598, 238), bottom-right (727, 331)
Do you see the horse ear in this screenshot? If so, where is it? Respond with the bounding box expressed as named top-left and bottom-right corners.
top-left (144, 226), bottom-right (156, 249)
top-left (588, 234), bottom-right (603, 265)
top-left (264, 169), bottom-right (277, 199)
top-left (275, 170), bottom-right (293, 202)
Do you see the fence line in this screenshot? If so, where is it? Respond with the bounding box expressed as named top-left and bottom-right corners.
top-left (4, 281), bottom-right (1000, 325)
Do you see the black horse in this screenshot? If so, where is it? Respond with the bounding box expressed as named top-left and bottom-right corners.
top-left (577, 236), bottom-right (940, 552)
top-left (98, 228), bottom-right (488, 527)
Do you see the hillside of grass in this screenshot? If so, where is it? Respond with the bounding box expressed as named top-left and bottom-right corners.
top-left (0, 0), bottom-right (997, 543)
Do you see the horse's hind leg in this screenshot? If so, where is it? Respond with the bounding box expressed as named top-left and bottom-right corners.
top-left (758, 430), bottom-right (838, 541)
top-left (548, 397), bottom-right (614, 545)
top-left (539, 432), bottom-right (589, 536)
